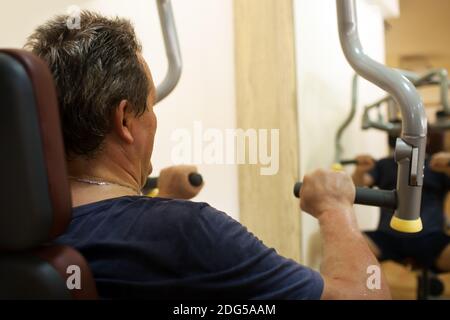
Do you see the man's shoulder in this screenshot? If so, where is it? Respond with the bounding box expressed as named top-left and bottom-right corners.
top-left (73, 195), bottom-right (230, 227)
top-left (374, 156), bottom-right (397, 173)
top-left (133, 198), bottom-right (241, 244)
top-left (67, 196), bottom-right (237, 247)
top-left (377, 156), bottom-right (395, 165)
top-left (150, 197), bottom-right (232, 224)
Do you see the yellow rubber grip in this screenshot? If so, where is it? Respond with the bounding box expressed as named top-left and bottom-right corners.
top-left (145, 188), bottom-right (159, 198)
top-left (331, 163), bottom-right (344, 172)
top-left (390, 216), bottom-right (423, 233)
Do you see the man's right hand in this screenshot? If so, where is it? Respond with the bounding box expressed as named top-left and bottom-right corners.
top-left (300, 169), bottom-right (355, 219)
top-left (300, 169), bottom-right (391, 299)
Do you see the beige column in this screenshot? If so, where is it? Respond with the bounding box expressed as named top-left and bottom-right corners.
top-left (234, 0), bottom-right (302, 261)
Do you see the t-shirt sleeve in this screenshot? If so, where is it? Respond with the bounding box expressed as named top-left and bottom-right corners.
top-left (444, 173), bottom-right (450, 191)
top-left (186, 204), bottom-right (324, 300)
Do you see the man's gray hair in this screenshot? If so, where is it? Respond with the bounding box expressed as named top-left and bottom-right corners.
top-left (26, 11), bottom-right (151, 158)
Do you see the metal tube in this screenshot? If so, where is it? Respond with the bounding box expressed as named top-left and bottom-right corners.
top-left (395, 68), bottom-right (421, 83)
top-left (409, 68), bottom-right (449, 115)
top-left (362, 68), bottom-right (450, 132)
top-left (335, 73), bottom-right (358, 162)
top-left (436, 69), bottom-right (449, 115)
top-left (155, 0), bottom-right (182, 103)
top-left (337, 0), bottom-right (427, 232)
top-left (387, 98), bottom-right (400, 122)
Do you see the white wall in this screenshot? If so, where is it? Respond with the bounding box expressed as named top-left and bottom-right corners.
top-left (294, 0), bottom-right (390, 267)
top-left (374, 0), bottom-right (400, 19)
top-left (0, 0), bottom-right (239, 219)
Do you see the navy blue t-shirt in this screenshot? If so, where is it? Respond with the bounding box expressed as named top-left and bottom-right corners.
top-left (369, 157), bottom-right (450, 235)
top-left (56, 196), bottom-right (323, 299)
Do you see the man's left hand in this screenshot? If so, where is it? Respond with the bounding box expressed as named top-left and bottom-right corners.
top-left (157, 165), bottom-right (204, 199)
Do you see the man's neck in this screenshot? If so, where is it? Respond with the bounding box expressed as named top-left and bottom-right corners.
top-left (67, 148), bottom-right (142, 207)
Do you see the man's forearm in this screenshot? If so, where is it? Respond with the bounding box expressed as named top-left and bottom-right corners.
top-left (318, 209), bottom-right (391, 299)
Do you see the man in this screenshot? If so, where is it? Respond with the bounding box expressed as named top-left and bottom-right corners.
top-left (352, 134), bottom-right (450, 272)
top-left (26, 11), bottom-right (390, 299)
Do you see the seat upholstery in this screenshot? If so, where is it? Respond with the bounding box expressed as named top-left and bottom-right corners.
top-left (0, 49), bottom-right (97, 299)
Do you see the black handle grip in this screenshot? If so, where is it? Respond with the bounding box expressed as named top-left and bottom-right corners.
top-left (188, 172), bottom-right (203, 187)
top-left (143, 172), bottom-right (203, 192)
top-left (293, 182), bottom-right (397, 210)
top-left (144, 177), bottom-right (159, 191)
top-left (340, 158), bottom-right (377, 166)
top-left (340, 159), bottom-right (358, 165)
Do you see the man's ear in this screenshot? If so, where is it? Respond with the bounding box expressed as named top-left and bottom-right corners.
top-left (112, 100), bottom-right (134, 144)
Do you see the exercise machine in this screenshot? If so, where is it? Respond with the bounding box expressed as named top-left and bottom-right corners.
top-left (296, 0), bottom-right (428, 235)
top-left (362, 69), bottom-right (450, 135)
top-left (336, 69), bottom-right (449, 157)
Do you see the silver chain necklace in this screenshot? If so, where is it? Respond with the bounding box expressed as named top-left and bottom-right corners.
top-left (69, 176), bottom-right (143, 196)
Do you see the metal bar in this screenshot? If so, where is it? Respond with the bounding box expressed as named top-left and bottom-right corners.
top-left (362, 68), bottom-right (450, 132)
top-left (395, 69), bottom-right (421, 83)
top-left (155, 0), bottom-right (182, 103)
top-left (337, 0), bottom-right (427, 233)
top-left (335, 74), bottom-right (358, 162)
top-left (436, 69), bottom-right (449, 114)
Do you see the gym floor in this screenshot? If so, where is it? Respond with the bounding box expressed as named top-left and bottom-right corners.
top-left (382, 262), bottom-right (450, 299)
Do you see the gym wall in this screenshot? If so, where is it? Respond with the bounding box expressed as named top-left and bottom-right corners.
top-left (386, 0), bottom-right (450, 73)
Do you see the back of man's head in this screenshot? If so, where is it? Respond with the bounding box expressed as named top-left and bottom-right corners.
top-left (25, 11), bottom-right (150, 159)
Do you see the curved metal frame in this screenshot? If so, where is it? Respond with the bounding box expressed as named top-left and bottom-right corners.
top-left (362, 68), bottom-right (450, 133)
top-left (155, 0), bottom-right (182, 104)
top-left (335, 74), bottom-right (358, 162)
top-left (337, 0), bottom-right (427, 230)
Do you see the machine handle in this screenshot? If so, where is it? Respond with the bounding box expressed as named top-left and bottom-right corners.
top-left (340, 159), bottom-right (358, 165)
top-left (143, 172), bottom-right (203, 191)
top-left (187, 172), bottom-right (203, 187)
top-left (293, 182), bottom-right (397, 210)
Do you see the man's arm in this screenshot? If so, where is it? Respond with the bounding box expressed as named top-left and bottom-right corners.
top-left (300, 169), bottom-right (391, 299)
top-left (351, 155), bottom-right (375, 187)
